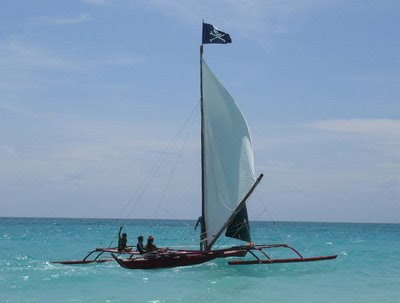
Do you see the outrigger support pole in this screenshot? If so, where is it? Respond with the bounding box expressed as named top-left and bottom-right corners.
top-left (227, 244), bottom-right (337, 265)
top-left (50, 247), bottom-right (137, 265)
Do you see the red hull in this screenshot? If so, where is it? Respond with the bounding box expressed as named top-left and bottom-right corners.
top-left (113, 249), bottom-right (247, 270)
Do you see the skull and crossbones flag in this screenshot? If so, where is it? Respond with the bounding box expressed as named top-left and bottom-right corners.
top-left (202, 22), bottom-right (232, 44)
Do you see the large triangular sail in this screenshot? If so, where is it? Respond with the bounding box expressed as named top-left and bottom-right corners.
top-left (201, 59), bottom-right (257, 250)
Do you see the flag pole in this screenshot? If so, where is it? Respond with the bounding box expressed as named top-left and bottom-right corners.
top-left (199, 20), bottom-right (206, 251)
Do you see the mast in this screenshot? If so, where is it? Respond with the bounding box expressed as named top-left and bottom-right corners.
top-left (200, 21), bottom-right (252, 251)
top-left (199, 28), bottom-right (206, 250)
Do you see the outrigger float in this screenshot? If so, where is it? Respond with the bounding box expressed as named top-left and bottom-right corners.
top-left (52, 22), bottom-right (337, 270)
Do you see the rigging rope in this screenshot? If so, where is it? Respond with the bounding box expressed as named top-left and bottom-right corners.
top-left (151, 105), bottom-right (199, 227)
top-left (254, 190), bottom-right (288, 244)
top-left (158, 206), bottom-right (192, 229)
top-left (118, 101), bottom-right (200, 220)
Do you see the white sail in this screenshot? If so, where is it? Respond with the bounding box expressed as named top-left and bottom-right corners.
top-left (201, 59), bottom-right (256, 249)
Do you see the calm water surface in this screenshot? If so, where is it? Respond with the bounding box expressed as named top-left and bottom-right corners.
top-left (1, 218), bottom-right (399, 302)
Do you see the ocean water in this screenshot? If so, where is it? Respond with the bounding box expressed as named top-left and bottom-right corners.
top-left (1, 218), bottom-right (399, 303)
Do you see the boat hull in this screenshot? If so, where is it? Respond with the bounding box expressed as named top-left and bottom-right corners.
top-left (112, 249), bottom-right (247, 270)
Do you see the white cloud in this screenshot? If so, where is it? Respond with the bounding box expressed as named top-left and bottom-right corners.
top-left (83, 0), bottom-right (113, 5)
top-left (2, 109), bottom-right (400, 221)
top-left (0, 101), bottom-right (59, 120)
top-left (0, 37), bottom-right (82, 71)
top-left (145, 0), bottom-right (332, 37)
top-left (0, 37), bottom-right (143, 76)
top-left (31, 13), bottom-right (92, 25)
top-left (311, 119), bottom-right (400, 138)
top-left (0, 145), bottom-right (17, 160)
top-left (81, 0), bottom-right (332, 38)
top-left (100, 53), bottom-right (144, 66)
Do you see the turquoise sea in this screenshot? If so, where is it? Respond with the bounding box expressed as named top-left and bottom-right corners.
top-left (1, 218), bottom-right (399, 303)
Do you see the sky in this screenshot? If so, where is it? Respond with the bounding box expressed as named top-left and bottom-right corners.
top-left (0, 0), bottom-right (399, 223)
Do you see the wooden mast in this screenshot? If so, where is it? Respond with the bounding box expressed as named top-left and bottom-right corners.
top-left (199, 21), bottom-right (206, 251)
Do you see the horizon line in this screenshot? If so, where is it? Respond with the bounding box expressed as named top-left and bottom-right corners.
top-left (1, 215), bottom-right (399, 225)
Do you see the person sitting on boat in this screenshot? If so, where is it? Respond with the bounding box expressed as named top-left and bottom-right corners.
top-left (145, 235), bottom-right (158, 252)
top-left (136, 235), bottom-right (146, 254)
top-left (117, 226), bottom-right (131, 251)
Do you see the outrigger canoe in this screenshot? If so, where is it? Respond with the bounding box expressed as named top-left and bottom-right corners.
top-left (52, 22), bottom-right (337, 270)
top-left (53, 244), bottom-right (336, 269)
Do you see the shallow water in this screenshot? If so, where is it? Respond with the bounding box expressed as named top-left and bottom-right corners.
top-left (1, 218), bottom-right (399, 302)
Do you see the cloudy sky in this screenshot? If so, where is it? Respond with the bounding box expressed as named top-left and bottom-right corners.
top-left (1, 0), bottom-right (399, 223)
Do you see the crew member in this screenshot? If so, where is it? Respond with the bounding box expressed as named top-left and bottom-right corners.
top-left (136, 235), bottom-right (146, 254)
top-left (145, 235), bottom-right (158, 252)
top-left (117, 226), bottom-right (130, 251)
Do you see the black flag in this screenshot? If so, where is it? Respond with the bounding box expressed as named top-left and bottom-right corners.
top-left (202, 22), bottom-right (232, 44)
